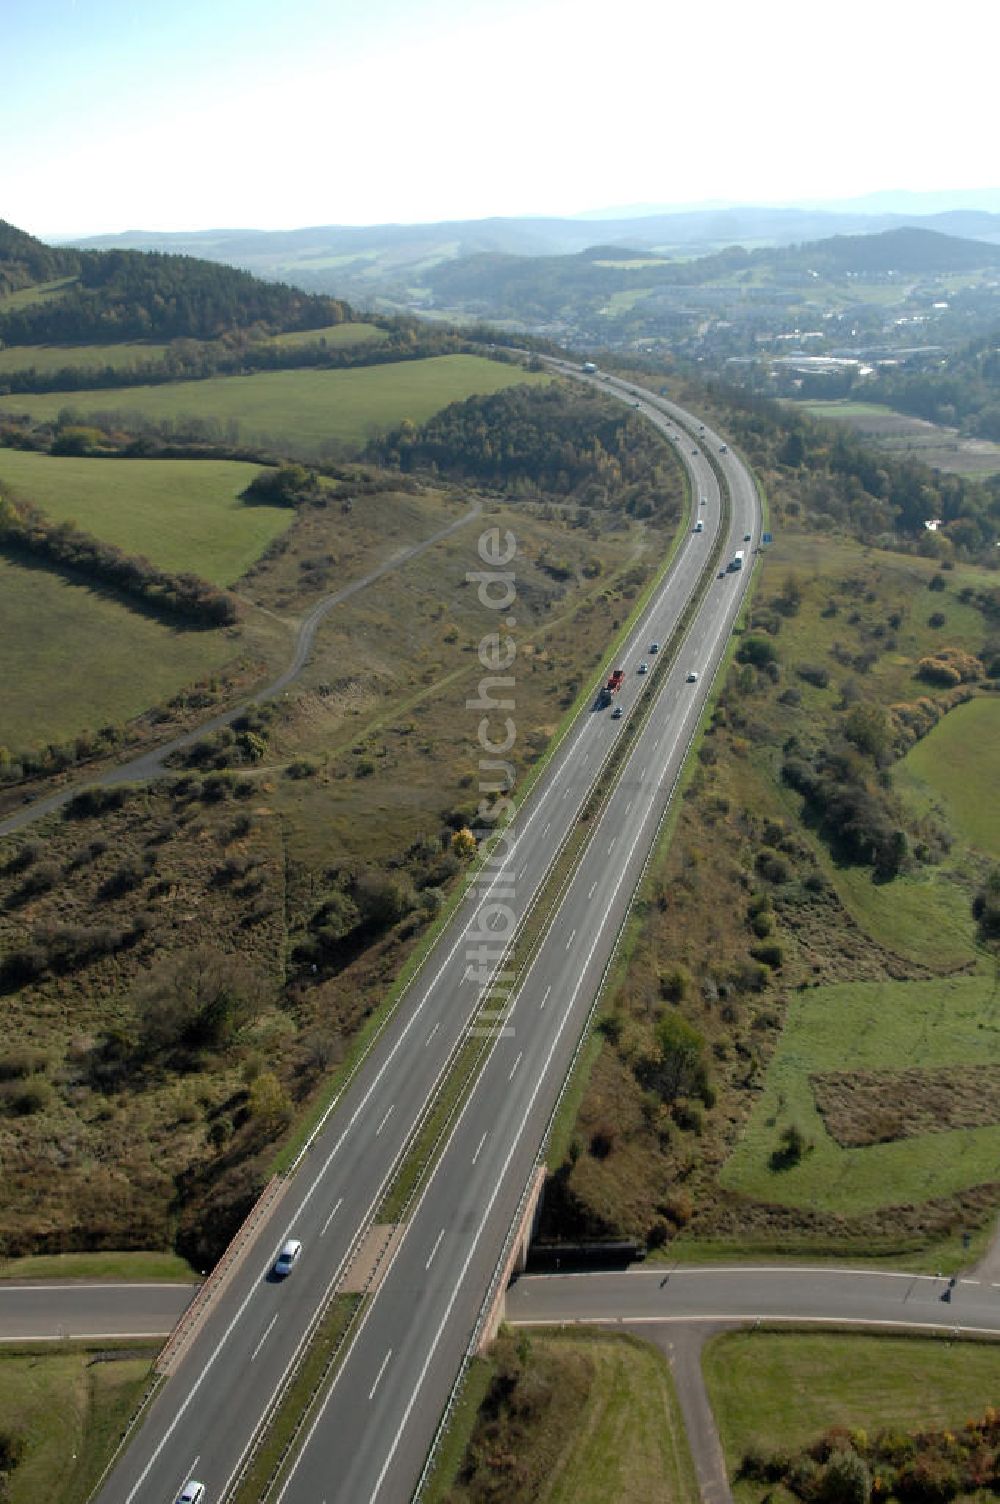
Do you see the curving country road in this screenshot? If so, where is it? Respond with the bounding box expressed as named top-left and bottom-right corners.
top-left (0, 501), bottom-right (482, 839)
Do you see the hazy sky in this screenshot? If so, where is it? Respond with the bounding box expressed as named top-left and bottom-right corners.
top-left (6, 0), bottom-right (998, 237)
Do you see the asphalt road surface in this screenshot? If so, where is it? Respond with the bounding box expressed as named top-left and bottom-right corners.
top-left (0, 1282), bottom-right (197, 1342)
top-left (93, 375), bottom-right (758, 1504)
top-left (505, 1265), bottom-right (1000, 1337)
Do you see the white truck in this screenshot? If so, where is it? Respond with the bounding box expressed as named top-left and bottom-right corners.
top-left (581, 361), bottom-right (598, 374)
top-left (730, 549), bottom-right (745, 571)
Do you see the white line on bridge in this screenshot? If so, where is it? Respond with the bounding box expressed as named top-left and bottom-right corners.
top-left (375, 1106), bottom-right (395, 1137)
top-left (472, 1132), bottom-right (487, 1165)
top-left (540, 985), bottom-right (551, 1010)
top-left (508, 1052), bottom-right (523, 1081)
top-left (424, 1022), bottom-right (440, 1048)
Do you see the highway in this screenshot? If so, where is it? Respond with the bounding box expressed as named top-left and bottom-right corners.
top-left (93, 374), bottom-right (758, 1504)
top-left (506, 1266), bottom-right (1000, 1338)
top-left (269, 381), bottom-right (760, 1503)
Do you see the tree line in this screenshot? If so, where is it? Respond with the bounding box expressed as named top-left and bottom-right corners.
top-left (0, 487), bottom-right (239, 627)
top-left (702, 380), bottom-right (1000, 561)
top-left (0, 322), bottom-right (516, 399)
top-left (369, 383), bottom-right (680, 519)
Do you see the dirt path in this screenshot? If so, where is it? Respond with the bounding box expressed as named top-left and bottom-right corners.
top-left (0, 502), bottom-right (481, 839)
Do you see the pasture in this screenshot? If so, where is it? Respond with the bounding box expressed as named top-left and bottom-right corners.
top-left (896, 696), bottom-right (1000, 859)
top-left (0, 322), bottom-right (386, 375)
top-left (791, 398), bottom-right (1000, 477)
top-left (720, 974), bottom-right (1000, 1216)
top-left (0, 354), bottom-right (550, 455)
top-left (265, 321), bottom-right (386, 348)
top-left (0, 450), bottom-right (290, 584)
top-left (0, 554), bottom-right (237, 750)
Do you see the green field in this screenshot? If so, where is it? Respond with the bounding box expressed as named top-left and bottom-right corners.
top-left (829, 863), bottom-right (977, 972)
top-left (265, 321), bottom-right (386, 349)
top-left (720, 974), bottom-right (1000, 1215)
top-left (0, 449), bottom-right (290, 584)
top-left (896, 697), bottom-right (1000, 860)
top-left (0, 355), bottom-right (549, 455)
top-left (0, 1250), bottom-right (195, 1282)
top-left (0, 321), bottom-right (386, 375)
top-left (703, 1330), bottom-right (1000, 1502)
top-left (0, 554), bottom-right (238, 749)
top-left (0, 277), bottom-right (78, 311)
top-left (0, 1344), bottom-right (152, 1504)
top-left (426, 1330), bottom-right (697, 1504)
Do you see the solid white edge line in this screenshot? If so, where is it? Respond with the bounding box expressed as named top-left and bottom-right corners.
top-left (509, 1315), bottom-right (1000, 1336)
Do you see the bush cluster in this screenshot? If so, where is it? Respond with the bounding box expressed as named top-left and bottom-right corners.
top-left (746, 1410), bottom-right (1000, 1504)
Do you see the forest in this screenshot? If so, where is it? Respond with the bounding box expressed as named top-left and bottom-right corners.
top-left (0, 224), bottom-right (351, 345)
top-left (369, 382), bottom-right (678, 519)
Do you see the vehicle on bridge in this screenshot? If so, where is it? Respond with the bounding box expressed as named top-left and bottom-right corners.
top-left (730, 550), bottom-right (745, 571)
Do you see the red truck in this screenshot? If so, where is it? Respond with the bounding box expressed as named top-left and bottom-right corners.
top-left (598, 668), bottom-right (625, 706)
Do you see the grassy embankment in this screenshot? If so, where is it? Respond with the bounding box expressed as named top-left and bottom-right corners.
top-left (0, 1343), bottom-right (154, 1504)
top-left (538, 522), bottom-right (1000, 1266)
top-left (424, 1329), bottom-right (698, 1504)
top-left (0, 354), bottom-right (549, 454)
top-left (703, 1330), bottom-right (1000, 1504)
top-left (0, 320), bottom-right (386, 374)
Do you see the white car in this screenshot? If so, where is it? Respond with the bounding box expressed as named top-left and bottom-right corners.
top-left (177, 1483), bottom-right (205, 1504)
top-left (273, 1239), bottom-right (303, 1277)
top-left (686, 670), bottom-right (699, 683)
top-left (611, 704), bottom-right (624, 719)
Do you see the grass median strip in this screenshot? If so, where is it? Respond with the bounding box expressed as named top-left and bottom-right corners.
top-left (229, 1295), bottom-right (360, 1504)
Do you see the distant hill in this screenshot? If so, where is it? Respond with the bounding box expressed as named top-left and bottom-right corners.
top-left (0, 221), bottom-right (352, 346)
top-left (65, 206), bottom-right (1000, 309)
top-left (416, 228), bottom-right (1000, 327)
top-left (785, 226), bottom-right (1000, 275)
